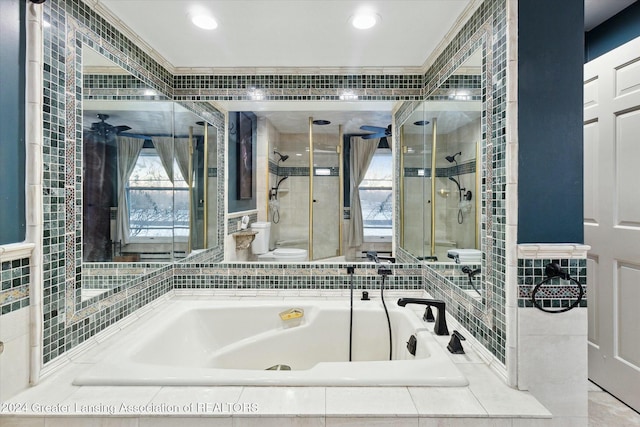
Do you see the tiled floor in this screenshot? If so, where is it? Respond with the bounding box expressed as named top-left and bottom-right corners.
top-left (588, 382), bottom-right (640, 426)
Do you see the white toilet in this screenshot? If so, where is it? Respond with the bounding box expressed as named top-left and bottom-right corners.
top-left (250, 222), bottom-right (308, 262)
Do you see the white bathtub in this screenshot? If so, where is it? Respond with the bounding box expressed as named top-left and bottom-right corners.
top-left (73, 297), bottom-right (468, 387)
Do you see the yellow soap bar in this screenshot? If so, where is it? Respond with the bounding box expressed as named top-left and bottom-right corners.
top-left (279, 308), bottom-right (304, 321)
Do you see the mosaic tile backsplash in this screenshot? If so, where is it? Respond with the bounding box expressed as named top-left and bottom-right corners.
top-left (0, 258), bottom-right (30, 316)
top-left (517, 258), bottom-right (587, 309)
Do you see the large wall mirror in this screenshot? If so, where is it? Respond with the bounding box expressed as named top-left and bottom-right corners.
top-left (397, 38), bottom-right (489, 309)
top-left (78, 43), bottom-right (222, 302)
top-left (219, 104), bottom-right (394, 263)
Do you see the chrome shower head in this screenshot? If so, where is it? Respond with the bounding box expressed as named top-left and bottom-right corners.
top-left (445, 152), bottom-right (461, 163)
top-left (274, 150), bottom-right (289, 162)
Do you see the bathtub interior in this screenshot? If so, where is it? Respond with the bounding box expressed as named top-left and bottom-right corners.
top-left (73, 298), bottom-right (468, 387)
top-left (131, 304), bottom-right (428, 370)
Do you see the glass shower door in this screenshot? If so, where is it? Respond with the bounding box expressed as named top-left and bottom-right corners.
top-left (311, 131), bottom-right (341, 260)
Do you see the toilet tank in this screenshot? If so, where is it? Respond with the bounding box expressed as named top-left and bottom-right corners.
top-left (250, 222), bottom-right (271, 254)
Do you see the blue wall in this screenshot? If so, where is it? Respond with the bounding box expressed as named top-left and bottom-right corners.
top-left (0, 0), bottom-right (26, 244)
top-left (585, 2), bottom-right (640, 63)
top-left (517, 0), bottom-right (584, 244)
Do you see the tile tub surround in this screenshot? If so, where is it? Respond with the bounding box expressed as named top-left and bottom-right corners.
top-left (0, 249), bottom-right (33, 401)
top-left (37, 0), bottom-right (512, 376)
top-left (0, 258), bottom-right (30, 316)
top-left (0, 292), bottom-right (551, 425)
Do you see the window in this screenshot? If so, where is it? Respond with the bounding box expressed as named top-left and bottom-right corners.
top-left (359, 148), bottom-right (392, 239)
top-left (127, 149), bottom-right (188, 238)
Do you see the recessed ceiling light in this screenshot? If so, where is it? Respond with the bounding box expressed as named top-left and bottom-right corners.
top-left (188, 7), bottom-right (218, 30)
top-left (191, 14), bottom-right (217, 30)
top-left (350, 11), bottom-right (380, 30)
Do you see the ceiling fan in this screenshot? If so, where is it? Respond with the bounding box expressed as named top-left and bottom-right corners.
top-left (89, 113), bottom-right (131, 136)
top-left (359, 124), bottom-right (392, 140)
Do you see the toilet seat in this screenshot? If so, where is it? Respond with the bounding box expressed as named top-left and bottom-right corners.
top-left (257, 248), bottom-right (307, 262)
top-left (273, 248), bottom-right (306, 258)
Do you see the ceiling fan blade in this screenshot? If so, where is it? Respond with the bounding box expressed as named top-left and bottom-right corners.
top-left (361, 132), bottom-right (386, 139)
top-left (114, 125), bottom-right (132, 133)
top-left (360, 125), bottom-right (387, 133)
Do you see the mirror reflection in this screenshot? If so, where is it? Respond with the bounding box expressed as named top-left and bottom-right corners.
top-left (82, 100), bottom-right (214, 262)
top-left (80, 45), bottom-right (219, 301)
top-left (399, 47), bottom-right (483, 300)
top-left (224, 108), bottom-right (393, 263)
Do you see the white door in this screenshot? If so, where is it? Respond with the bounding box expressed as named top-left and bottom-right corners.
top-left (584, 35), bottom-right (640, 412)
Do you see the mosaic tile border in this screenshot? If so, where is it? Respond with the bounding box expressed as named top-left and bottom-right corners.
top-left (517, 258), bottom-right (587, 309)
top-left (172, 74), bottom-right (423, 102)
top-left (403, 162), bottom-right (476, 178)
top-left (173, 263), bottom-right (423, 291)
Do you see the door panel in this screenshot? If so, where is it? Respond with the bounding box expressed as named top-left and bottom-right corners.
top-left (583, 121), bottom-right (599, 225)
top-left (617, 262), bottom-right (640, 368)
top-left (587, 256), bottom-right (599, 345)
top-left (585, 35), bottom-right (640, 412)
top-left (616, 110), bottom-right (640, 227)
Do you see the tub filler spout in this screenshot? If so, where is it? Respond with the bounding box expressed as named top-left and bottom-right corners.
top-left (397, 298), bottom-right (449, 336)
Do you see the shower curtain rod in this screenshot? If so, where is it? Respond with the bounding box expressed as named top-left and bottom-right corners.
top-left (119, 133), bottom-right (201, 140)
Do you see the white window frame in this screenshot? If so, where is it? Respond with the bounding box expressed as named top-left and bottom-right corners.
top-left (358, 148), bottom-right (392, 241)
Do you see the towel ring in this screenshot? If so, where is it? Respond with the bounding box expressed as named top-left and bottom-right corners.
top-left (530, 263), bottom-right (584, 313)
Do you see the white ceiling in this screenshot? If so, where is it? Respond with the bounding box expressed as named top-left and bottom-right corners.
top-left (96, 0), bottom-right (474, 70)
top-left (85, 0), bottom-right (635, 136)
top-left (584, 0), bottom-right (637, 31)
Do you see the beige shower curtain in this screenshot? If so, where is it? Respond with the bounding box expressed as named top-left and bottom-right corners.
top-left (116, 136), bottom-right (144, 245)
top-left (347, 136), bottom-right (379, 247)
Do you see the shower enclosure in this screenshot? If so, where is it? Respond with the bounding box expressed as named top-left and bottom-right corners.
top-left (400, 105), bottom-right (480, 261)
top-left (267, 118), bottom-right (343, 261)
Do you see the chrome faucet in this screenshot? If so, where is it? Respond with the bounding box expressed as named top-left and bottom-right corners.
top-left (366, 250), bottom-right (396, 265)
top-left (396, 298), bottom-right (449, 335)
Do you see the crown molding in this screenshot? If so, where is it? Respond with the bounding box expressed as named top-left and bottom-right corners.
top-left (420, 0), bottom-right (485, 74)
